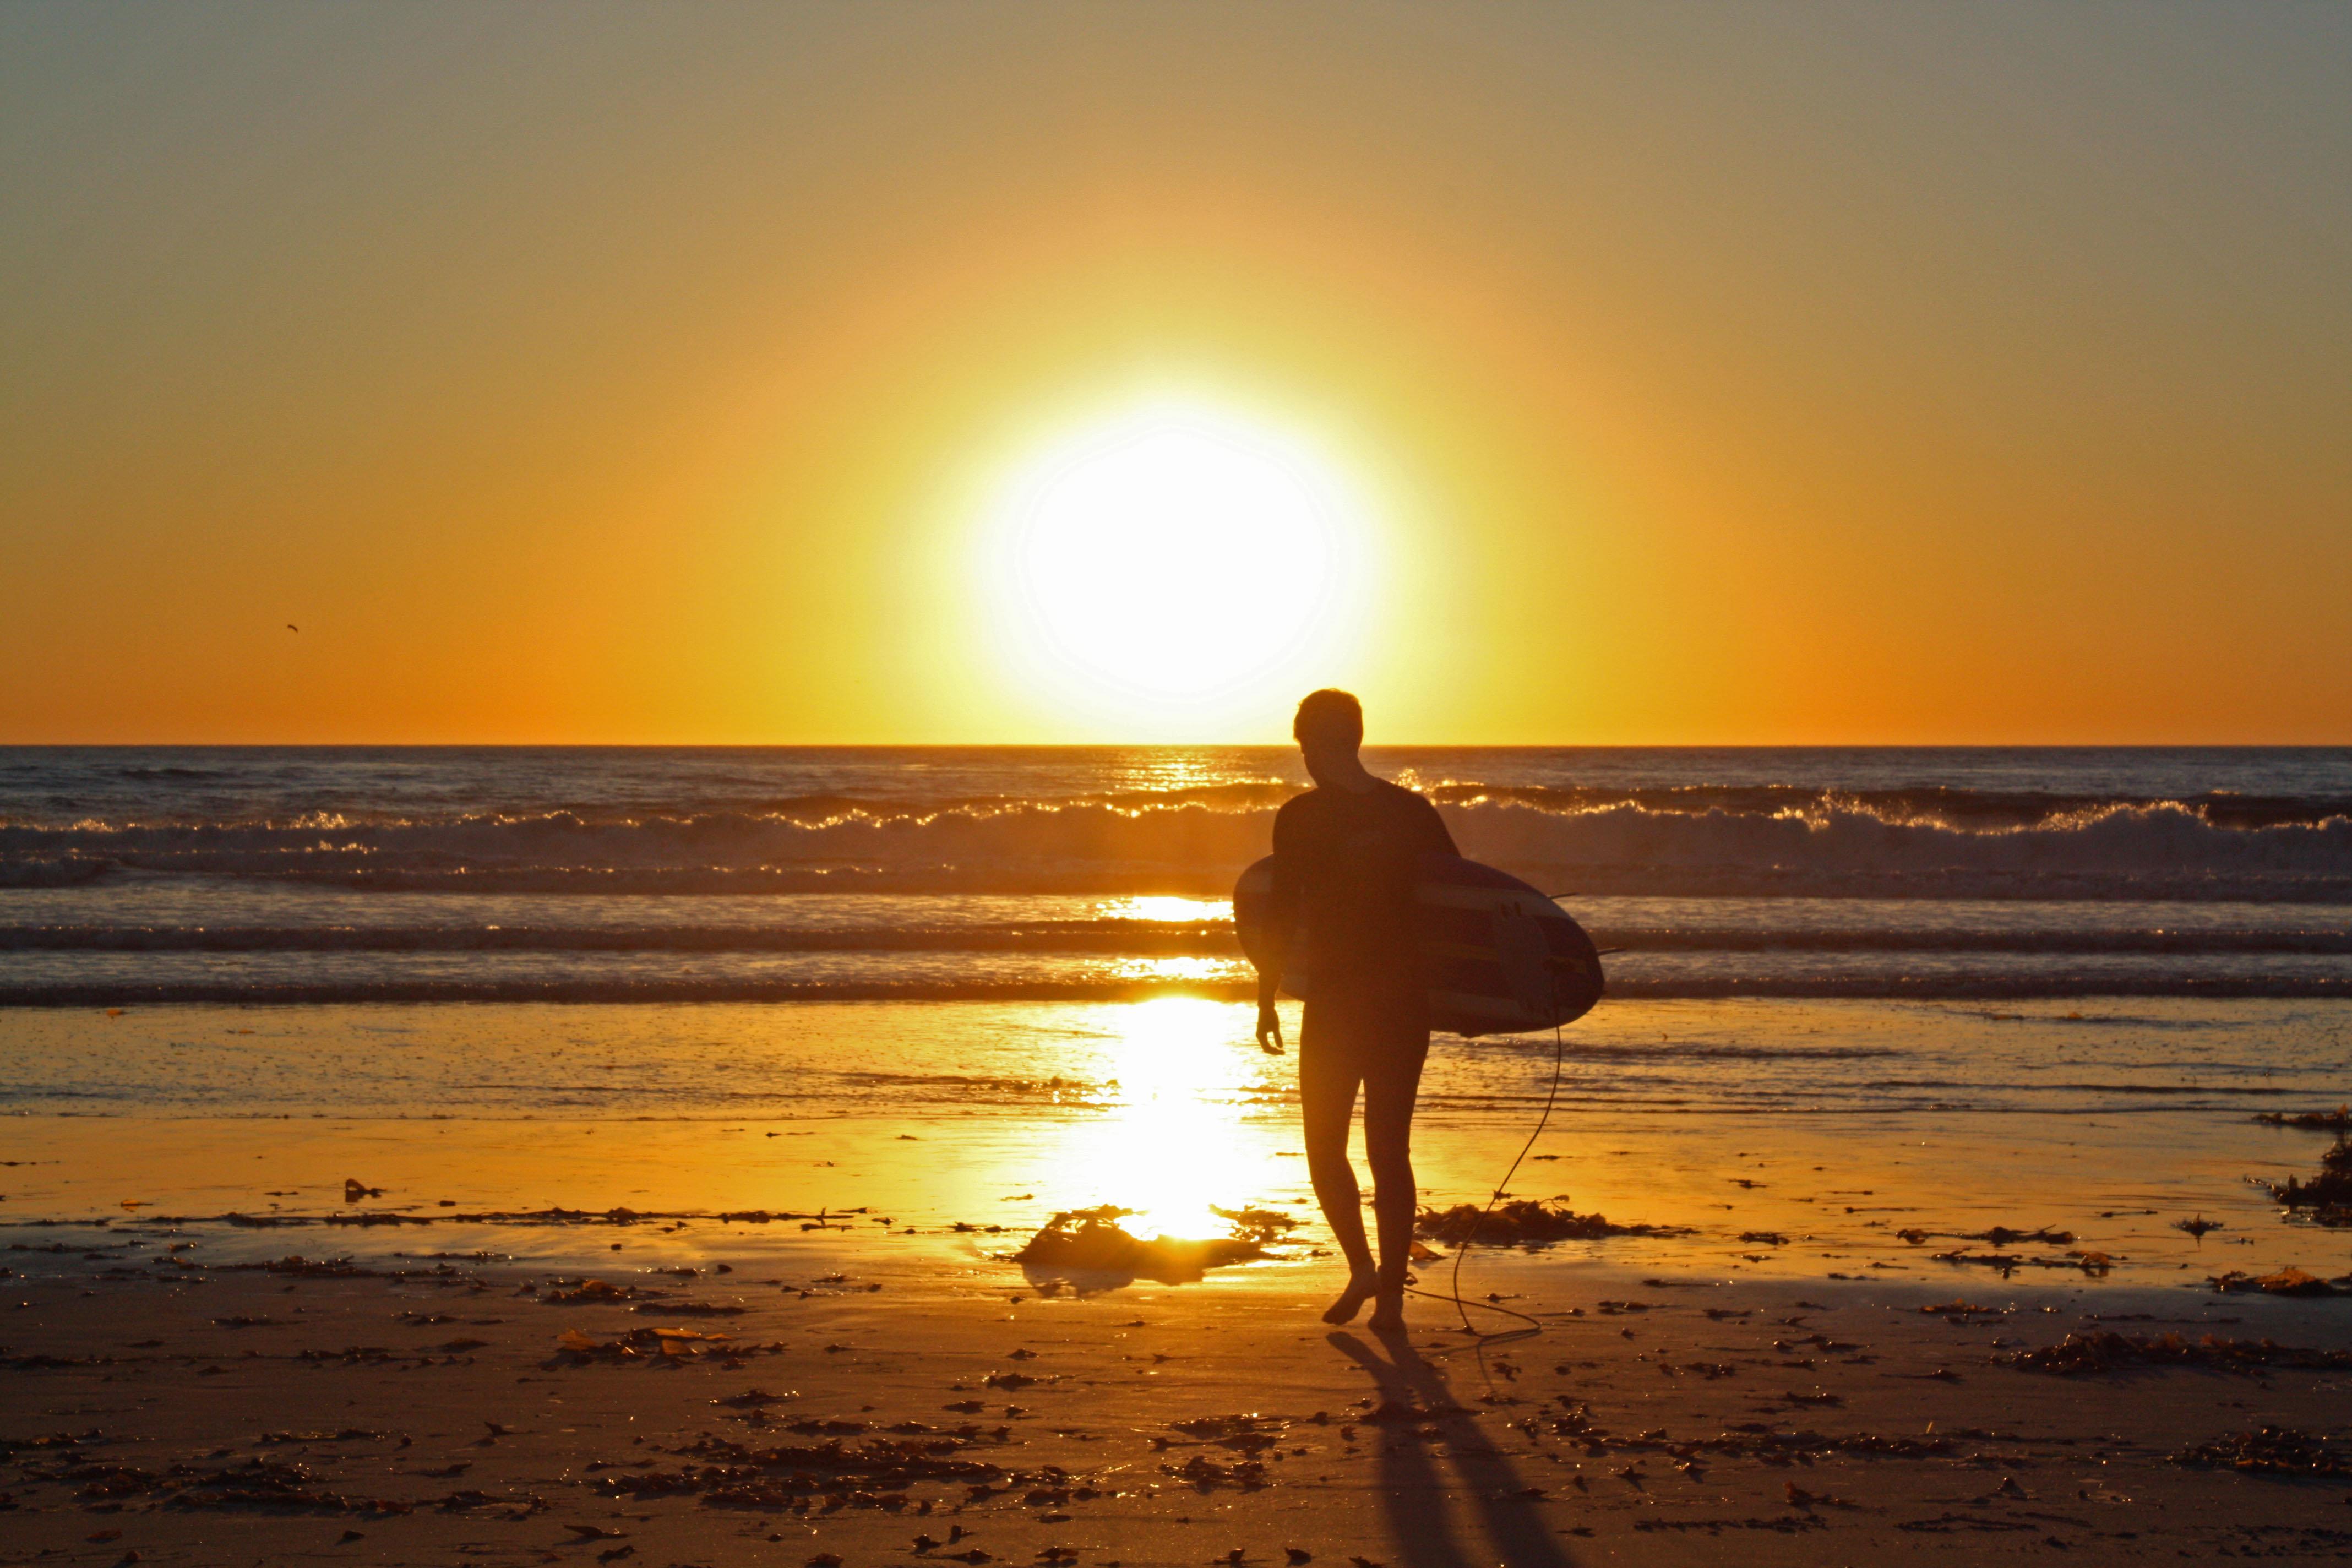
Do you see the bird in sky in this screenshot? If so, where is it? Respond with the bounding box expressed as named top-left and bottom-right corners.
top-left (286, 624), bottom-right (299, 633)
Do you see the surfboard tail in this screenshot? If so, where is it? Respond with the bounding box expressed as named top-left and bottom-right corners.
top-left (1233, 852), bottom-right (1606, 1036)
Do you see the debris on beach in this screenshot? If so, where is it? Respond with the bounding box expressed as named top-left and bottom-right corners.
top-left (2003, 1330), bottom-right (2352, 1376)
top-left (554, 1326), bottom-right (779, 1363)
top-left (1509, 1403), bottom-right (1958, 1463)
top-left (2252, 1105), bottom-right (2352, 1132)
top-left (2263, 1136), bottom-right (2352, 1224)
top-left (1413, 1201), bottom-right (1692, 1246)
top-left (1210, 1206), bottom-right (1302, 1235)
top-left (1925, 1249), bottom-right (2101, 1276)
top-left (543, 1279), bottom-right (654, 1305)
top-left (2207, 1267), bottom-right (2352, 1297)
top-left (101, 1205), bottom-right (841, 1233)
top-left (1166, 1413), bottom-right (1287, 1452)
top-left (1160, 1451), bottom-right (1266, 1491)
top-left (595, 1430), bottom-right (1008, 1507)
top-left (7, 1450), bottom-right (418, 1516)
top-left (1895, 1226), bottom-right (2073, 1247)
top-left (1010, 1206), bottom-right (1285, 1286)
top-left (2171, 1425), bottom-right (2352, 1478)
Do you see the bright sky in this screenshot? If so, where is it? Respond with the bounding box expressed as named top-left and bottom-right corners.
top-left (4, 3), bottom-right (2346, 744)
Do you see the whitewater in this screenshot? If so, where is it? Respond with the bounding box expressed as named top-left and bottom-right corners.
top-left (1, 746), bottom-right (2349, 1004)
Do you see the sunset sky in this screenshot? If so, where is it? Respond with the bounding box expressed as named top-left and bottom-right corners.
top-left (5, 3), bottom-right (2346, 744)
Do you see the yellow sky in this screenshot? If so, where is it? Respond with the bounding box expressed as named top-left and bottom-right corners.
top-left (4, 3), bottom-right (2347, 743)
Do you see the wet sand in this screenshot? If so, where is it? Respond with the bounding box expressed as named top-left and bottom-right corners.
top-left (6, 996), bottom-right (2352, 1561)
top-left (6, 1242), bottom-right (2352, 1566)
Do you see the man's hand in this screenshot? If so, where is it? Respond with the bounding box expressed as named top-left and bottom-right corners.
top-left (1255, 999), bottom-right (1285, 1055)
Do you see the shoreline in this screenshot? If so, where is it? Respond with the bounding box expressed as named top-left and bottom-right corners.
top-left (5, 989), bottom-right (2349, 1559)
top-left (10, 975), bottom-right (2352, 1006)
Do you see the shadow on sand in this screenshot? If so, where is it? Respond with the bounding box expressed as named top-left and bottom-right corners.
top-left (1327, 1329), bottom-right (1581, 1568)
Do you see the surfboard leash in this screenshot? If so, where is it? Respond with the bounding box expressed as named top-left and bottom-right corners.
top-left (1405, 984), bottom-right (1570, 1341)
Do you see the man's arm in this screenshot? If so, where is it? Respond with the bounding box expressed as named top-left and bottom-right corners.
top-left (1413, 788), bottom-right (1460, 857)
top-left (1256, 802), bottom-right (1302, 1053)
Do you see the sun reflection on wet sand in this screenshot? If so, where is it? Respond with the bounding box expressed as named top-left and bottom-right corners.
top-left (1035, 997), bottom-right (1294, 1241)
top-left (3, 1000), bottom-right (2338, 1293)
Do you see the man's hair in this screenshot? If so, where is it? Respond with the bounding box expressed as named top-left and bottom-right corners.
top-left (1293, 688), bottom-right (1364, 748)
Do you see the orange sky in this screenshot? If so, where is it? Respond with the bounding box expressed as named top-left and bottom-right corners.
top-left (4, 3), bottom-right (2347, 744)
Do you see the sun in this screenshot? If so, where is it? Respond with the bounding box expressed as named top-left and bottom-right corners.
top-left (982, 402), bottom-right (1374, 734)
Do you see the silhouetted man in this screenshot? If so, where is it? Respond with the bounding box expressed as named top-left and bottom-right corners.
top-left (1256, 689), bottom-right (1457, 1329)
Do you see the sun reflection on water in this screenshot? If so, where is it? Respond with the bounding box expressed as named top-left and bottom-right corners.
top-left (1095, 895), bottom-right (1231, 925)
top-left (1046, 997), bottom-right (1292, 1241)
top-left (1104, 955), bottom-right (1244, 986)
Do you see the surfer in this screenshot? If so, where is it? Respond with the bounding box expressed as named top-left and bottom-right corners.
top-left (1256, 689), bottom-right (1458, 1329)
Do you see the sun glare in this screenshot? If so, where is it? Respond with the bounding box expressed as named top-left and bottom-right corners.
top-left (1045, 997), bottom-right (1287, 1241)
top-left (983, 403), bottom-right (1373, 735)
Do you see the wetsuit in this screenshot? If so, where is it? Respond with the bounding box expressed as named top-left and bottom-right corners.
top-left (1268, 780), bottom-right (1459, 1092)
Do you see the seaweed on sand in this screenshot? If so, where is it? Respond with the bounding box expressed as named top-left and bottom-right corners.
top-left (2172, 1426), bottom-right (2352, 1478)
top-left (597, 1431), bottom-right (1008, 1509)
top-left (1928, 1248), bottom-right (2113, 1276)
top-left (1162, 1452), bottom-right (1267, 1491)
top-left (553, 1326), bottom-right (782, 1363)
top-left (2207, 1267), bottom-right (2352, 1297)
top-left (1414, 1201), bottom-right (1693, 1247)
top-left (2253, 1106), bottom-right (2352, 1133)
top-left (543, 1279), bottom-right (660, 1305)
top-left (1509, 1402), bottom-right (1959, 1462)
top-left (1011, 1206), bottom-right (1288, 1286)
top-left (2002, 1331), bottom-right (2352, 1376)
top-left (2264, 1136), bottom-right (2352, 1225)
top-left (1896, 1226), bottom-right (2075, 1248)
top-left (14, 1452), bottom-right (416, 1515)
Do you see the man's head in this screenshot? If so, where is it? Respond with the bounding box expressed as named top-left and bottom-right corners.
top-left (1293, 688), bottom-right (1364, 783)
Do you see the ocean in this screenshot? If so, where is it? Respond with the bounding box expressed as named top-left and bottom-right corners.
top-left (2, 747), bottom-right (2348, 1283)
top-left (3, 745), bottom-right (2350, 1007)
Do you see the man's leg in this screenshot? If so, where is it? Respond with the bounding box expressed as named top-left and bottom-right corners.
top-left (1360, 1027), bottom-right (1431, 1331)
top-left (1299, 1003), bottom-right (1378, 1324)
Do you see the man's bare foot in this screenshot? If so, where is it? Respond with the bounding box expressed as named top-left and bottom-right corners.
top-left (1321, 1271), bottom-right (1378, 1325)
top-left (1366, 1287), bottom-right (1406, 1332)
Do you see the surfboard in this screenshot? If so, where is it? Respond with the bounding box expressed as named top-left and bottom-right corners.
top-left (1231, 853), bottom-right (1604, 1037)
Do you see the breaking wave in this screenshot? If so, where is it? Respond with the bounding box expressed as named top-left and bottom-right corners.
top-left (6, 973), bottom-right (2348, 1008)
top-left (6, 922), bottom-right (2349, 955)
top-left (7, 790), bottom-right (2352, 900)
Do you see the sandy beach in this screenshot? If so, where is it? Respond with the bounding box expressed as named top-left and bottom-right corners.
top-left (7, 994), bottom-right (2352, 1565)
top-left (7, 1229), bottom-right (2352, 1566)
